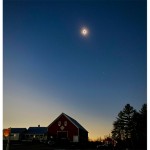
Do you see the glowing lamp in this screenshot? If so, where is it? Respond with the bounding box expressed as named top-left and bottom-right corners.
top-left (3, 129), bottom-right (11, 137)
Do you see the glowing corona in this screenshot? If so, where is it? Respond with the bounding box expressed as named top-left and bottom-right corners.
top-left (81, 27), bottom-right (89, 36)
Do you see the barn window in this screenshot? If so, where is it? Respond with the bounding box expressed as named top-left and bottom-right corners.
top-left (60, 126), bottom-right (64, 130)
top-left (64, 121), bottom-right (67, 126)
top-left (58, 121), bottom-right (61, 126)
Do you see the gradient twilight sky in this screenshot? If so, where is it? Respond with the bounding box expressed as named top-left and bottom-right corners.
top-left (3, 0), bottom-right (147, 140)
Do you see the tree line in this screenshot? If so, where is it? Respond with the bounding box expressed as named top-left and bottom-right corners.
top-left (111, 103), bottom-right (147, 150)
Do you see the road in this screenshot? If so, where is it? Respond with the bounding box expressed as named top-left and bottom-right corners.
top-left (3, 142), bottom-right (97, 150)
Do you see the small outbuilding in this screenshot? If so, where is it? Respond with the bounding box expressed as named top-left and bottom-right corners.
top-left (48, 113), bottom-right (88, 143)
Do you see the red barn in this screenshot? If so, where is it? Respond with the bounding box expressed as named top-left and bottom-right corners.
top-left (48, 113), bottom-right (88, 143)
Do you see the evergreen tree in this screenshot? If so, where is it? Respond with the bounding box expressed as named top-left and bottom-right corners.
top-left (112, 103), bottom-right (147, 149)
top-left (112, 104), bottom-right (136, 140)
top-left (112, 104), bottom-right (137, 148)
top-left (138, 104), bottom-right (147, 148)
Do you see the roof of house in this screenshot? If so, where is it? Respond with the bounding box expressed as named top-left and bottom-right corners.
top-left (63, 113), bottom-right (88, 132)
top-left (10, 128), bottom-right (27, 133)
top-left (48, 113), bottom-right (88, 132)
top-left (26, 127), bottom-right (47, 134)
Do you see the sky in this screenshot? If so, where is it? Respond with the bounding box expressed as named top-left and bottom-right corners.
top-left (3, 0), bottom-right (147, 140)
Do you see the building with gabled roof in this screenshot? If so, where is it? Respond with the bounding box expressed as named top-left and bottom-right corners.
top-left (3, 128), bottom-right (27, 141)
top-left (25, 125), bottom-right (47, 141)
top-left (48, 113), bottom-right (88, 143)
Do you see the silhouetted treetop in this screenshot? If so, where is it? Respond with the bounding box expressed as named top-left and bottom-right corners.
top-left (111, 103), bottom-right (147, 149)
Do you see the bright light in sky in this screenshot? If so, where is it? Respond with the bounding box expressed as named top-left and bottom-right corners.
top-left (81, 27), bottom-right (89, 36)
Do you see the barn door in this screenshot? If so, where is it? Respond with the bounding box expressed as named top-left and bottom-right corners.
top-left (73, 136), bottom-right (79, 142)
top-left (57, 131), bottom-right (67, 139)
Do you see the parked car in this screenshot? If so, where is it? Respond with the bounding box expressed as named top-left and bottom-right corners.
top-left (47, 140), bottom-right (55, 146)
top-left (97, 144), bottom-right (109, 150)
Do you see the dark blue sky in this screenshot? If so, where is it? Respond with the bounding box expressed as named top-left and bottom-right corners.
top-left (4, 0), bottom-right (147, 139)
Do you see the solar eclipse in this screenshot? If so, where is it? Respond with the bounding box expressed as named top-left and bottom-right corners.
top-left (81, 27), bottom-right (89, 36)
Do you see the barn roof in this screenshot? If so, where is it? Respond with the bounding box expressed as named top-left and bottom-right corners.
top-left (48, 113), bottom-right (88, 132)
top-left (63, 113), bottom-right (88, 132)
top-left (10, 128), bottom-right (27, 133)
top-left (27, 127), bottom-right (47, 134)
